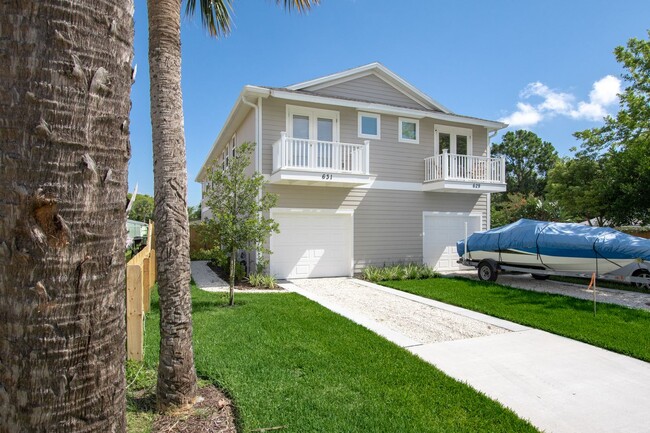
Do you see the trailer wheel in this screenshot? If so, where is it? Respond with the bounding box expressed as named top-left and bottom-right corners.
top-left (632, 269), bottom-right (650, 290)
top-left (478, 260), bottom-right (498, 282)
top-left (531, 273), bottom-right (550, 281)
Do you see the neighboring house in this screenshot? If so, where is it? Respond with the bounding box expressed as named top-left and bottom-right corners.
top-left (196, 63), bottom-right (507, 278)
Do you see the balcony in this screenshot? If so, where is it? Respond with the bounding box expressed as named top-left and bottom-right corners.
top-left (423, 150), bottom-right (506, 193)
top-left (270, 132), bottom-right (372, 187)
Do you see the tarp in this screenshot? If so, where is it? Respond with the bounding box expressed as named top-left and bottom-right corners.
top-left (457, 219), bottom-right (650, 261)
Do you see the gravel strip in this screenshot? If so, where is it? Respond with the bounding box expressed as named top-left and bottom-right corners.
top-left (446, 271), bottom-right (650, 311)
top-left (290, 278), bottom-right (508, 344)
top-left (190, 260), bottom-right (285, 293)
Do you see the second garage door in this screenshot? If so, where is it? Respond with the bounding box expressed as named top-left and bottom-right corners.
top-left (270, 209), bottom-right (353, 279)
top-left (423, 213), bottom-right (482, 271)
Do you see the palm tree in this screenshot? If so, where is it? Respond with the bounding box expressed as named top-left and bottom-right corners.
top-left (0, 1), bottom-right (133, 431)
top-left (148, 0), bottom-right (319, 411)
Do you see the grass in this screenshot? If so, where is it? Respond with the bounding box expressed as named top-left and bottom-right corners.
top-left (383, 277), bottom-right (650, 362)
top-left (138, 285), bottom-right (538, 433)
top-left (549, 275), bottom-right (650, 294)
top-left (126, 360), bottom-right (157, 433)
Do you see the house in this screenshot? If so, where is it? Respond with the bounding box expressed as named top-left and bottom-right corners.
top-left (196, 63), bottom-right (507, 279)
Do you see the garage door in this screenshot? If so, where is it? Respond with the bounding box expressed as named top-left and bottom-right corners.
top-left (270, 210), bottom-right (353, 279)
top-left (423, 213), bottom-right (481, 271)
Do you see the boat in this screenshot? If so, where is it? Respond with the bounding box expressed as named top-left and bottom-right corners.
top-left (456, 219), bottom-right (650, 285)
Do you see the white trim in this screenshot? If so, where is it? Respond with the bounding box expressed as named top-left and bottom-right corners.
top-left (270, 88), bottom-right (506, 129)
top-left (358, 112), bottom-right (381, 139)
top-left (399, 117), bottom-right (419, 144)
top-left (286, 104), bottom-right (340, 142)
top-left (356, 180), bottom-right (422, 191)
top-left (434, 124), bottom-right (473, 156)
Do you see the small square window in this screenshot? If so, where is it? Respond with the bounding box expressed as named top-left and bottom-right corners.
top-left (358, 112), bottom-right (380, 139)
top-left (399, 118), bottom-right (419, 143)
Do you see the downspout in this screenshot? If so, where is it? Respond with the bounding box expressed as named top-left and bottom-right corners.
top-left (487, 129), bottom-right (498, 230)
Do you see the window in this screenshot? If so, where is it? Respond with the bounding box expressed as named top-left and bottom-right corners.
top-left (230, 134), bottom-right (237, 157)
top-left (358, 112), bottom-right (380, 139)
top-left (434, 125), bottom-right (473, 155)
top-left (286, 105), bottom-right (340, 168)
top-left (399, 118), bottom-right (419, 144)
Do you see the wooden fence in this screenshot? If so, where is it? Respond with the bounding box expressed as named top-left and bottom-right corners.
top-left (126, 221), bottom-right (156, 361)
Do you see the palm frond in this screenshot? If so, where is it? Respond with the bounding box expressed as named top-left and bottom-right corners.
top-left (185, 0), bottom-right (234, 37)
top-left (275, 0), bottom-right (320, 13)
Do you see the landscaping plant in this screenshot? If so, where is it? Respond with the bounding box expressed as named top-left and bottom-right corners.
top-left (204, 142), bottom-right (279, 305)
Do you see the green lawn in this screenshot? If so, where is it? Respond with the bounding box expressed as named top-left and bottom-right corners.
top-left (383, 277), bottom-right (650, 362)
top-left (136, 285), bottom-right (538, 433)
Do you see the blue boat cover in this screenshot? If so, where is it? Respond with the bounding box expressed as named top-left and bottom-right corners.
top-left (457, 219), bottom-right (650, 260)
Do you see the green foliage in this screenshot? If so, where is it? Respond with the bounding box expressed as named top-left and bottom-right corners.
top-left (203, 141), bottom-right (279, 303)
top-left (246, 273), bottom-right (278, 289)
top-left (384, 278), bottom-right (650, 362)
top-left (188, 204), bottom-right (201, 221)
top-left (362, 263), bottom-right (438, 282)
top-left (546, 157), bottom-right (608, 225)
top-left (574, 31), bottom-right (650, 225)
top-left (189, 248), bottom-right (215, 261)
top-left (491, 193), bottom-right (564, 228)
top-left (491, 130), bottom-right (559, 197)
top-left (127, 193), bottom-right (154, 222)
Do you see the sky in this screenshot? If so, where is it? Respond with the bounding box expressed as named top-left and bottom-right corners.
top-left (129, 0), bottom-right (650, 206)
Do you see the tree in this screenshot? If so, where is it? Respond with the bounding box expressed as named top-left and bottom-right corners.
top-left (204, 142), bottom-right (279, 305)
top-left (1, 1), bottom-right (133, 431)
top-left (492, 130), bottom-right (559, 197)
top-left (128, 193), bottom-right (155, 222)
top-left (491, 193), bottom-right (564, 228)
top-left (574, 31), bottom-right (650, 225)
top-left (546, 157), bottom-right (608, 226)
top-left (147, 0), bottom-right (319, 411)
top-left (188, 204), bottom-right (202, 221)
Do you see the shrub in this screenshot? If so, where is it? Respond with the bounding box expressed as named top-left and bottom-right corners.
top-left (362, 263), bottom-right (439, 283)
top-left (246, 273), bottom-right (278, 289)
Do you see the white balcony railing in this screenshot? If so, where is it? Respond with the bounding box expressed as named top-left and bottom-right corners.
top-left (273, 132), bottom-right (370, 175)
top-left (424, 150), bottom-right (506, 183)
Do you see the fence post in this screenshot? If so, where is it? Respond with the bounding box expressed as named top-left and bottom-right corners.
top-left (126, 264), bottom-right (144, 361)
top-left (142, 255), bottom-right (151, 313)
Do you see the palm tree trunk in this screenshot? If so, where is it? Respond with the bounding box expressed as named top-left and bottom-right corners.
top-left (0, 1), bottom-right (133, 431)
top-left (147, 0), bottom-right (198, 411)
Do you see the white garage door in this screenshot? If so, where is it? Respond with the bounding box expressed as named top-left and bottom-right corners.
top-left (270, 210), bottom-right (353, 279)
top-left (423, 213), bottom-right (482, 271)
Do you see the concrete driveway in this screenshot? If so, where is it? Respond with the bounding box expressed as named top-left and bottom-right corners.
top-left (281, 277), bottom-right (650, 433)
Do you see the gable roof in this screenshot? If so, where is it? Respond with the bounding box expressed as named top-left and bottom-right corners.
top-left (286, 62), bottom-right (451, 114)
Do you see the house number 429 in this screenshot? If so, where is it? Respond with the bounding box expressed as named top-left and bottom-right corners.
top-left (322, 174), bottom-right (333, 180)
top-left (472, 183), bottom-right (482, 189)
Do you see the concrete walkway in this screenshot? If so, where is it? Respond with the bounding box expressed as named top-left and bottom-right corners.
top-left (190, 260), bottom-right (285, 293)
top-left (281, 277), bottom-right (650, 433)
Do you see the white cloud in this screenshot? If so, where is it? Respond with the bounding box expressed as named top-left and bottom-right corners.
top-left (500, 75), bottom-right (621, 127)
top-left (500, 102), bottom-right (543, 128)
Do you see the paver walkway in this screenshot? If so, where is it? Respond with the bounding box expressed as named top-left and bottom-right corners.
top-left (281, 277), bottom-right (650, 433)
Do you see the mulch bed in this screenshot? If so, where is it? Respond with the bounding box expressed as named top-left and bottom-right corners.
top-left (207, 261), bottom-right (281, 291)
top-left (152, 385), bottom-right (236, 433)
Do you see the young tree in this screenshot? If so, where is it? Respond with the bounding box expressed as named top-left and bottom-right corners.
top-left (492, 130), bottom-right (559, 197)
top-left (204, 142), bottom-right (279, 306)
top-left (147, 0), bottom-right (319, 410)
top-left (574, 31), bottom-right (650, 225)
top-left (1, 1), bottom-right (133, 431)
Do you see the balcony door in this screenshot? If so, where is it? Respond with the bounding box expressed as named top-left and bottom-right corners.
top-left (287, 105), bottom-right (339, 170)
top-left (434, 125), bottom-right (473, 156)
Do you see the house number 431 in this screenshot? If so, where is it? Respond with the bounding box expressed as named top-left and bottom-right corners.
top-left (322, 174), bottom-right (334, 180)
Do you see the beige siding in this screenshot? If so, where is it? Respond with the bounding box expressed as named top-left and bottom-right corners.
top-left (306, 74), bottom-right (428, 110)
top-left (261, 97), bottom-right (489, 182)
top-left (201, 110), bottom-right (257, 220)
top-left (265, 184), bottom-right (488, 272)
